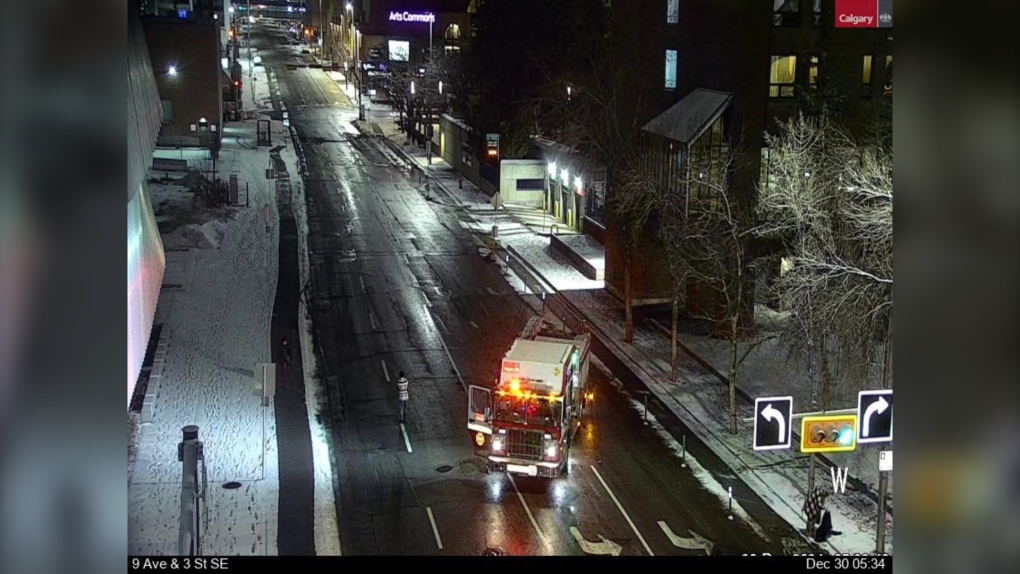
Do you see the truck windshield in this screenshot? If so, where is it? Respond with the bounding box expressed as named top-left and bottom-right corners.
top-left (493, 394), bottom-right (562, 427)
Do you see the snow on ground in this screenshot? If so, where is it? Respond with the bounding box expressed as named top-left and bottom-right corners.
top-left (501, 234), bottom-right (603, 291)
top-left (162, 220), bottom-right (228, 250)
top-left (130, 135), bottom-right (282, 555)
top-left (281, 128), bottom-right (343, 556)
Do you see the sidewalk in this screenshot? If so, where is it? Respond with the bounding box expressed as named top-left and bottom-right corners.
top-left (128, 53), bottom-right (340, 556)
top-left (334, 85), bottom-right (892, 555)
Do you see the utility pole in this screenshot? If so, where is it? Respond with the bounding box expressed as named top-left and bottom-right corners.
top-left (177, 425), bottom-right (207, 556)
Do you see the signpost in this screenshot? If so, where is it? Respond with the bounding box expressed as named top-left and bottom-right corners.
top-left (857, 389), bottom-right (893, 444)
top-left (253, 362), bottom-right (276, 406)
top-left (752, 396), bottom-right (793, 451)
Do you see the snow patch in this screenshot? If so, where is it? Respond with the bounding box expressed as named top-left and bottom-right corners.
top-left (162, 220), bottom-right (228, 250)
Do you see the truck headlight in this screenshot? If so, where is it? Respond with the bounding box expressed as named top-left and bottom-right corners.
top-left (543, 434), bottom-right (557, 458)
top-left (492, 436), bottom-right (504, 452)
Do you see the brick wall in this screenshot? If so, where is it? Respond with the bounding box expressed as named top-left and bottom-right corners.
top-left (144, 19), bottom-right (223, 147)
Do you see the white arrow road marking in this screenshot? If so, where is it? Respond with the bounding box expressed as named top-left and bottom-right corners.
top-left (399, 423), bottom-right (413, 453)
top-left (508, 474), bottom-right (550, 549)
top-left (381, 359), bottom-right (390, 383)
top-left (426, 507), bottom-right (443, 550)
top-left (657, 521), bottom-right (714, 555)
top-left (862, 396), bottom-right (889, 437)
top-left (590, 465), bottom-right (654, 556)
top-left (761, 403), bottom-right (785, 442)
top-left (369, 311), bottom-right (378, 331)
top-left (570, 526), bottom-right (622, 556)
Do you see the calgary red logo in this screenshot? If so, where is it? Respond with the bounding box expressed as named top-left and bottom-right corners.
top-left (835, 0), bottom-right (878, 28)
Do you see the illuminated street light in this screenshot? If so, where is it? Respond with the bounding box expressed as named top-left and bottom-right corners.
top-left (548, 162), bottom-right (557, 178)
top-left (411, 81), bottom-right (415, 95)
top-left (345, 2), bottom-right (352, 10)
top-left (167, 64), bottom-right (178, 77)
top-left (438, 81), bottom-right (443, 94)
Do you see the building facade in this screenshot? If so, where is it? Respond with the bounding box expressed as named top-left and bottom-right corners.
top-left (143, 18), bottom-right (225, 147)
top-left (129, 0), bottom-right (167, 407)
top-left (533, 0), bottom-right (891, 319)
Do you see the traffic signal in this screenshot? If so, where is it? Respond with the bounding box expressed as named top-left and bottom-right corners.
top-left (800, 414), bottom-right (858, 453)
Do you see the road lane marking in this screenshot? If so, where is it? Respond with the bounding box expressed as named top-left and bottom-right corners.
top-left (508, 474), bottom-right (550, 549)
top-left (423, 303), bottom-right (465, 391)
top-left (590, 465), bottom-right (654, 556)
top-left (381, 359), bottom-right (390, 383)
top-left (470, 321), bottom-right (479, 329)
top-left (359, 276), bottom-right (366, 293)
top-left (369, 311), bottom-right (378, 330)
top-left (486, 286), bottom-right (498, 296)
top-left (657, 521), bottom-right (714, 555)
top-left (426, 507), bottom-right (443, 550)
top-left (400, 423), bottom-right (413, 453)
top-left (433, 314), bottom-right (448, 334)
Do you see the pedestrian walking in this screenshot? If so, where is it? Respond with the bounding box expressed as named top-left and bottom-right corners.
top-left (397, 371), bottom-right (409, 423)
top-left (279, 336), bottom-right (291, 384)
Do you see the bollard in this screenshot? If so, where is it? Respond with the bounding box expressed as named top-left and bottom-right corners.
top-left (681, 435), bottom-right (687, 468)
top-left (727, 486), bottom-right (734, 520)
top-left (178, 425), bottom-right (205, 556)
top-left (643, 393), bottom-right (649, 424)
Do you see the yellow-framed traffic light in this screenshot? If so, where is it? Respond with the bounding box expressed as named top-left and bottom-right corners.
top-left (801, 414), bottom-right (858, 453)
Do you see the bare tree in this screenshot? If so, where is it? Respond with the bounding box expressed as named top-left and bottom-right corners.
top-left (755, 112), bottom-right (893, 492)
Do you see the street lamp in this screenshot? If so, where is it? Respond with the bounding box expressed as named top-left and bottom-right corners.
top-left (167, 64), bottom-right (178, 77)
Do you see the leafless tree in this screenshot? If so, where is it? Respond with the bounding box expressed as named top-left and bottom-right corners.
top-left (755, 112), bottom-right (893, 490)
top-left (386, 50), bottom-right (457, 140)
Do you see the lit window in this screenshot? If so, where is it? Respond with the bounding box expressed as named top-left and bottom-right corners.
top-left (667, 0), bottom-right (679, 24)
top-left (862, 55), bottom-right (873, 97)
top-left (769, 55), bottom-right (797, 98)
top-left (445, 24), bottom-right (461, 41)
top-left (665, 49), bottom-right (677, 89)
top-left (773, 0), bottom-right (800, 27)
top-left (808, 56), bottom-right (819, 88)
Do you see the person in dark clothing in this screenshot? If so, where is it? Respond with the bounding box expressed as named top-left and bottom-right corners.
top-left (279, 337), bottom-right (291, 364)
top-left (814, 510), bottom-right (834, 542)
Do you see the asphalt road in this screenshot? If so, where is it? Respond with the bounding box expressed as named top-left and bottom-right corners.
top-left (253, 22), bottom-right (814, 557)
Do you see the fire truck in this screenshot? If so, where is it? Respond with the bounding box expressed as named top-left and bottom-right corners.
top-left (467, 317), bottom-right (592, 478)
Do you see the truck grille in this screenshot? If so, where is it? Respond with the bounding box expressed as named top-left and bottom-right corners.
top-left (506, 429), bottom-right (544, 460)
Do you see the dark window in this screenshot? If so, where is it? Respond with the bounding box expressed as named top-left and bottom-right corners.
top-left (516, 178), bottom-right (545, 191)
top-left (773, 0), bottom-right (801, 27)
top-left (160, 100), bottom-right (173, 123)
top-left (585, 165), bottom-right (607, 225)
top-left (667, 0), bottom-right (679, 24)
